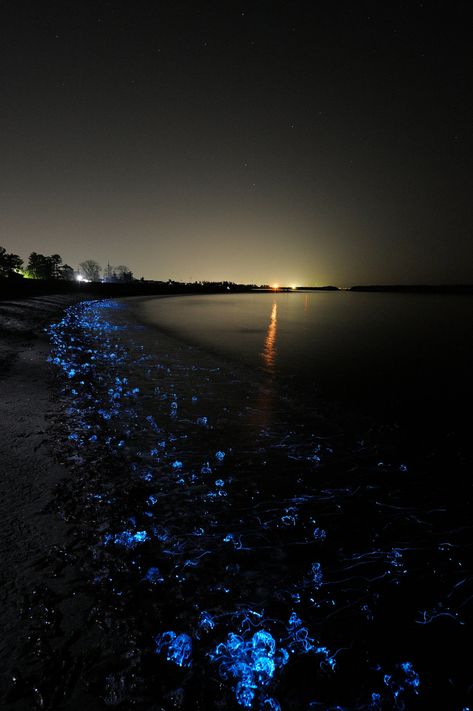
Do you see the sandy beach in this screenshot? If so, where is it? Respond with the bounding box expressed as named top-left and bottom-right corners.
top-left (0, 295), bottom-right (99, 708)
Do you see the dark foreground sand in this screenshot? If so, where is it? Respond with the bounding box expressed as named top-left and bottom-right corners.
top-left (0, 295), bottom-right (94, 707)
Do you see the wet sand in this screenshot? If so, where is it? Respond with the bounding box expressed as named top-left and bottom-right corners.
top-left (0, 296), bottom-right (97, 708)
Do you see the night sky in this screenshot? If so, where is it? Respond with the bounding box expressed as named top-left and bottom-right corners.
top-left (1, 1), bottom-right (472, 285)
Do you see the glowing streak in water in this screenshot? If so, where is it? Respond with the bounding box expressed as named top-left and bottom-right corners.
top-left (262, 302), bottom-right (277, 370)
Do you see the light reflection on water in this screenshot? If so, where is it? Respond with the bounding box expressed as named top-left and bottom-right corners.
top-left (261, 302), bottom-right (277, 370)
top-left (134, 291), bottom-right (473, 427)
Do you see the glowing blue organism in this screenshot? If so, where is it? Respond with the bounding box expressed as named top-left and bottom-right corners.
top-left (144, 567), bottom-right (164, 584)
top-left (198, 611), bottom-right (215, 631)
top-left (284, 613), bottom-right (335, 664)
top-left (155, 631), bottom-right (192, 668)
top-left (215, 479), bottom-right (225, 487)
top-left (210, 628), bottom-right (286, 708)
top-left (281, 506), bottom-right (298, 526)
top-left (172, 460), bottom-right (183, 470)
top-left (387, 548), bottom-right (405, 574)
top-left (310, 562), bottom-right (323, 587)
top-left (370, 692), bottom-right (381, 709)
top-left (399, 661), bottom-right (420, 690)
top-left (313, 527), bottom-right (327, 541)
top-left (399, 463), bottom-right (408, 472)
top-left (153, 525), bottom-right (170, 542)
top-left (288, 611), bottom-right (302, 628)
top-left (201, 462), bottom-right (212, 474)
top-left (196, 416), bottom-right (208, 426)
top-left (147, 494), bottom-right (158, 506)
top-left (383, 661), bottom-right (420, 705)
top-left (146, 414), bottom-right (160, 431)
top-left (107, 530), bottom-right (149, 548)
top-left (263, 698), bottom-right (281, 711)
top-left (223, 533), bottom-right (242, 549)
top-left (236, 683), bottom-right (254, 708)
top-left (215, 450), bottom-right (225, 461)
top-left (287, 623), bottom-right (315, 654)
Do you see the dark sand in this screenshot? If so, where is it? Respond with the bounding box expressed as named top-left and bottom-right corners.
top-left (0, 295), bottom-right (97, 708)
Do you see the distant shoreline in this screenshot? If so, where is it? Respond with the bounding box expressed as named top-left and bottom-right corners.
top-left (1, 279), bottom-right (472, 301)
top-left (349, 284), bottom-right (473, 293)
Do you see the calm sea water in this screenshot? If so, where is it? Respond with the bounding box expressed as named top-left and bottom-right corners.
top-left (134, 291), bottom-right (473, 430)
top-left (7, 295), bottom-right (472, 710)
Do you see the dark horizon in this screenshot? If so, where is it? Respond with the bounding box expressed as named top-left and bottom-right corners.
top-left (1, 1), bottom-right (472, 284)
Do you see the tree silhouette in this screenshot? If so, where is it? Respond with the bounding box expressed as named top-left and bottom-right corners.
top-left (79, 260), bottom-right (101, 281)
top-left (103, 263), bottom-right (114, 282)
top-left (26, 252), bottom-right (74, 279)
top-left (27, 252), bottom-right (53, 279)
top-left (60, 264), bottom-right (74, 280)
top-left (49, 254), bottom-right (63, 279)
top-left (0, 246), bottom-right (23, 278)
top-left (115, 265), bottom-right (134, 281)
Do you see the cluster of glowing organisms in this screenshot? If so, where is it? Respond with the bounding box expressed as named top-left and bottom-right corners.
top-left (47, 299), bottom-right (429, 710)
top-left (104, 530), bottom-right (149, 548)
top-left (210, 629), bottom-right (287, 708)
top-left (154, 631), bottom-right (193, 668)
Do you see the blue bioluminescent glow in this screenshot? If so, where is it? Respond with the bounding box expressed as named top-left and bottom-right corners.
top-left (144, 567), bottom-right (164, 584)
top-left (198, 611), bottom-right (216, 632)
top-left (155, 631), bottom-right (193, 668)
top-left (45, 298), bottom-right (437, 709)
top-left (105, 530), bottom-right (149, 548)
top-left (309, 562), bottom-right (323, 587)
top-left (210, 628), bottom-right (287, 708)
top-left (382, 660), bottom-right (420, 707)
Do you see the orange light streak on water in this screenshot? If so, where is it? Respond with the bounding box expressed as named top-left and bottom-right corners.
top-left (262, 302), bottom-right (277, 369)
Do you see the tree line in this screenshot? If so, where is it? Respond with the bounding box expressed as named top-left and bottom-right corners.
top-left (0, 246), bottom-right (133, 282)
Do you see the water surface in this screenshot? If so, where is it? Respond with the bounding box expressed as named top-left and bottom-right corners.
top-left (134, 290), bottom-right (473, 435)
